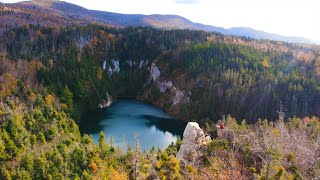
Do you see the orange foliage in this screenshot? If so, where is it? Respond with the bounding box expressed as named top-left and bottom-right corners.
top-left (29, 92), bottom-right (37, 103)
top-left (199, 157), bottom-right (247, 180)
top-left (88, 160), bottom-right (98, 173)
top-left (107, 34), bottom-right (116, 50)
top-left (35, 29), bottom-right (42, 37)
top-left (45, 94), bottom-right (54, 106)
top-left (91, 36), bottom-right (100, 46)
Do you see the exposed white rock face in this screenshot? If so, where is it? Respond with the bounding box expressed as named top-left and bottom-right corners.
top-left (108, 60), bottom-right (120, 76)
top-left (150, 63), bottom-right (160, 81)
top-left (126, 60), bottom-right (133, 67)
top-left (145, 61), bottom-right (191, 106)
top-left (177, 122), bottom-right (211, 165)
top-left (172, 89), bottom-right (185, 105)
top-left (108, 66), bottom-right (113, 76)
top-left (112, 60), bottom-right (120, 73)
top-left (106, 92), bottom-right (112, 106)
top-left (159, 80), bottom-right (173, 93)
top-left (139, 60), bottom-right (148, 69)
top-left (102, 60), bottom-right (107, 70)
top-left (98, 93), bottom-right (112, 109)
top-left (125, 59), bottom-right (149, 69)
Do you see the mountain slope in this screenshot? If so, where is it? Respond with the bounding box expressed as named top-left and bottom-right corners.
top-left (227, 27), bottom-right (311, 44)
top-left (0, 0), bottom-right (314, 44)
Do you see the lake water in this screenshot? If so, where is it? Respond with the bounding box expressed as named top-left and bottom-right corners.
top-left (80, 99), bottom-right (186, 151)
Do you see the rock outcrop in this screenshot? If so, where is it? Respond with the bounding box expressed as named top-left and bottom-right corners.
top-left (150, 62), bottom-right (160, 81)
top-left (177, 122), bottom-right (211, 165)
top-left (143, 61), bottom-right (191, 108)
top-left (172, 88), bottom-right (185, 105)
top-left (159, 80), bottom-right (173, 93)
top-left (98, 93), bottom-right (112, 109)
top-left (108, 60), bottom-right (120, 76)
top-left (125, 59), bottom-right (149, 69)
top-left (102, 60), bottom-right (107, 70)
top-left (139, 60), bottom-right (148, 69)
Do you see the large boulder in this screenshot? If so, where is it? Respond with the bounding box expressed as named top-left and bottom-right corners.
top-left (177, 122), bottom-right (211, 165)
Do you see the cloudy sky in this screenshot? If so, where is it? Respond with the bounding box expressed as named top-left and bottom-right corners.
top-left (1, 0), bottom-right (320, 42)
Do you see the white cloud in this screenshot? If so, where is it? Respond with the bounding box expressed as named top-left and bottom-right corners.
top-left (176, 0), bottom-right (200, 4)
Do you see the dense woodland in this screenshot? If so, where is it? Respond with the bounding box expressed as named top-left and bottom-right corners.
top-left (0, 25), bottom-right (319, 179)
top-left (1, 25), bottom-right (319, 122)
top-left (173, 42), bottom-right (320, 122)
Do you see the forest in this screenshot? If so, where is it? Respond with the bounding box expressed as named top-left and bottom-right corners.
top-left (1, 25), bottom-right (319, 122)
top-left (0, 25), bottom-right (319, 179)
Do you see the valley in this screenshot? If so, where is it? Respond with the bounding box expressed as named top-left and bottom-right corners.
top-left (0, 0), bottom-right (319, 179)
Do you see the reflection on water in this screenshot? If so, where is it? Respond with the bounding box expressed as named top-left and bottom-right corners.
top-left (144, 115), bottom-right (185, 136)
top-left (80, 99), bottom-right (186, 151)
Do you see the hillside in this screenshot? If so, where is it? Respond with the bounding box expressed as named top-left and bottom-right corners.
top-left (0, 0), bottom-right (314, 44)
top-left (0, 19), bottom-right (319, 179)
top-left (1, 24), bottom-right (319, 122)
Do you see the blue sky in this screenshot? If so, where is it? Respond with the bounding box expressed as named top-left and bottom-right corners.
top-left (1, 0), bottom-right (320, 42)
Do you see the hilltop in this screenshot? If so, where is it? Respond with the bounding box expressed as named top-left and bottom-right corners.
top-left (0, 0), bottom-right (315, 44)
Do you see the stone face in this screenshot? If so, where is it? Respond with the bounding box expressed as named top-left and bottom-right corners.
top-left (177, 122), bottom-right (211, 165)
top-left (159, 80), bottom-right (173, 93)
top-left (108, 66), bottom-right (113, 76)
top-left (108, 60), bottom-right (120, 76)
top-left (145, 61), bottom-right (192, 106)
top-left (98, 93), bottom-right (112, 109)
top-left (139, 60), bottom-right (148, 69)
top-left (172, 89), bottom-right (185, 105)
top-left (102, 60), bottom-right (107, 70)
top-left (125, 59), bottom-right (149, 69)
top-left (112, 60), bottom-right (120, 73)
top-left (150, 63), bottom-right (160, 81)
top-left (125, 60), bottom-right (133, 67)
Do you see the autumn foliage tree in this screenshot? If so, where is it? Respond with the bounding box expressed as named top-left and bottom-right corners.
top-left (0, 73), bottom-right (18, 102)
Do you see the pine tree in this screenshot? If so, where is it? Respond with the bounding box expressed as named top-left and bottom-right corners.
top-left (61, 86), bottom-right (73, 108)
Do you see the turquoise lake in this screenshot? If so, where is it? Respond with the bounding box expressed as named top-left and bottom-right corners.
top-left (80, 99), bottom-right (186, 151)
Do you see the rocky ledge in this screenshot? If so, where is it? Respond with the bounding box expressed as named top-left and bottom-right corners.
top-left (98, 93), bottom-right (113, 109)
top-left (177, 122), bottom-right (211, 166)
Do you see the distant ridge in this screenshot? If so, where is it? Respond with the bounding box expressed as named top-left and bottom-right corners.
top-left (0, 0), bottom-right (315, 44)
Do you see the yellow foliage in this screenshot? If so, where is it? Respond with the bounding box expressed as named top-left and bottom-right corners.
top-left (97, 67), bottom-right (103, 80)
top-left (271, 129), bottom-right (280, 139)
top-left (262, 57), bottom-right (271, 68)
top-left (110, 169), bottom-right (128, 180)
top-left (201, 157), bottom-right (246, 180)
top-left (185, 165), bottom-right (198, 179)
top-left (158, 157), bottom-right (181, 180)
top-left (45, 94), bottom-right (54, 106)
top-left (0, 73), bottom-right (18, 99)
top-left (61, 103), bottom-right (68, 111)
